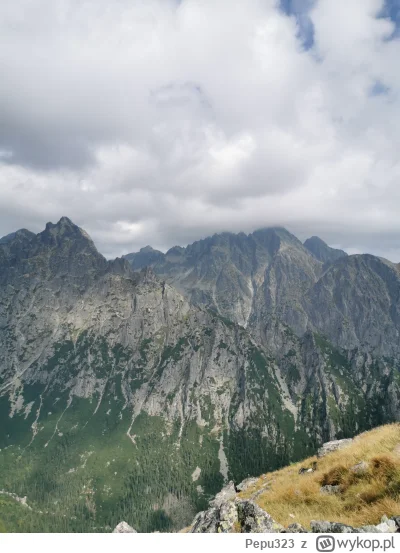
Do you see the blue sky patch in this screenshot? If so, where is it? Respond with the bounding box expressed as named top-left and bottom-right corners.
top-left (279, 0), bottom-right (315, 50)
top-left (379, 0), bottom-right (400, 38)
top-left (280, 0), bottom-right (400, 47)
top-left (369, 80), bottom-right (390, 97)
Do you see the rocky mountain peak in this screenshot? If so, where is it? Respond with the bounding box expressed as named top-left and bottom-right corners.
top-left (140, 245), bottom-right (157, 253)
top-left (123, 245), bottom-right (165, 270)
top-left (0, 217), bottom-right (107, 287)
top-left (0, 229), bottom-right (36, 245)
top-left (166, 245), bottom-right (185, 257)
top-left (107, 256), bottom-right (135, 278)
top-left (250, 226), bottom-right (307, 256)
top-left (41, 216), bottom-right (95, 245)
top-left (304, 236), bottom-right (347, 264)
top-left (44, 216), bottom-right (74, 232)
top-left (57, 215), bottom-right (74, 226)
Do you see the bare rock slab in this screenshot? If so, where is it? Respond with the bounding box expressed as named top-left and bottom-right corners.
top-left (317, 438), bottom-right (353, 458)
top-left (113, 521), bottom-right (137, 533)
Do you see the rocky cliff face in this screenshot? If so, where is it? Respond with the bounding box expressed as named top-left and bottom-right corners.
top-left (125, 228), bottom-right (400, 359)
top-left (0, 218), bottom-right (399, 533)
top-left (303, 254), bottom-right (400, 356)
top-left (124, 228), bottom-right (322, 330)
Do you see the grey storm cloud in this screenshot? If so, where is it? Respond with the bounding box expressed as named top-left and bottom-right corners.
top-left (1, 0), bottom-right (400, 260)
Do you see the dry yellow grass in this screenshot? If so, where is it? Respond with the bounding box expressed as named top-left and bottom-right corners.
top-left (239, 423), bottom-right (400, 529)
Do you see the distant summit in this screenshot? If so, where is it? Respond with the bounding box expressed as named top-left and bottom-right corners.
top-left (304, 235), bottom-right (347, 264)
top-left (0, 228), bottom-right (35, 244)
top-left (123, 244), bottom-right (164, 270)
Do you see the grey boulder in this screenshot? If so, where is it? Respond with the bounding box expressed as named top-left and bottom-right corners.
top-left (237, 500), bottom-right (284, 533)
top-left (317, 439), bottom-right (353, 458)
top-left (283, 523), bottom-right (309, 533)
top-left (320, 485), bottom-right (341, 495)
top-left (236, 477), bottom-right (259, 492)
top-left (112, 521), bottom-right (137, 533)
top-left (311, 521), bottom-right (356, 533)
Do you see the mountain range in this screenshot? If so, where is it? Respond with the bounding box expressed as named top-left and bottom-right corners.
top-left (0, 217), bottom-right (399, 532)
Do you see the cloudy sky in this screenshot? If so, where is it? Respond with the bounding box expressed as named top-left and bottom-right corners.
top-left (1, 0), bottom-right (400, 260)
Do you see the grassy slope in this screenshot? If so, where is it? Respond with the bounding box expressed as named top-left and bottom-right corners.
top-left (239, 423), bottom-right (400, 529)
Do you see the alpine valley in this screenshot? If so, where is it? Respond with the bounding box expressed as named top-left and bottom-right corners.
top-left (1, 217), bottom-right (400, 532)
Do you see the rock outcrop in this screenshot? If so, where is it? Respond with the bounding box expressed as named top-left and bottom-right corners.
top-left (311, 516), bottom-right (399, 534)
top-left (320, 485), bottom-right (341, 495)
top-left (236, 477), bottom-right (259, 492)
top-left (113, 521), bottom-right (137, 533)
top-left (189, 484), bottom-right (400, 534)
top-left (189, 489), bottom-right (400, 534)
top-left (283, 523), bottom-right (308, 533)
top-left (190, 499), bottom-right (283, 533)
top-left (318, 439), bottom-right (353, 458)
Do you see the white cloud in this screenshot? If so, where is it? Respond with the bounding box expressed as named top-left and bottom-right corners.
top-left (0, 0), bottom-right (399, 259)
